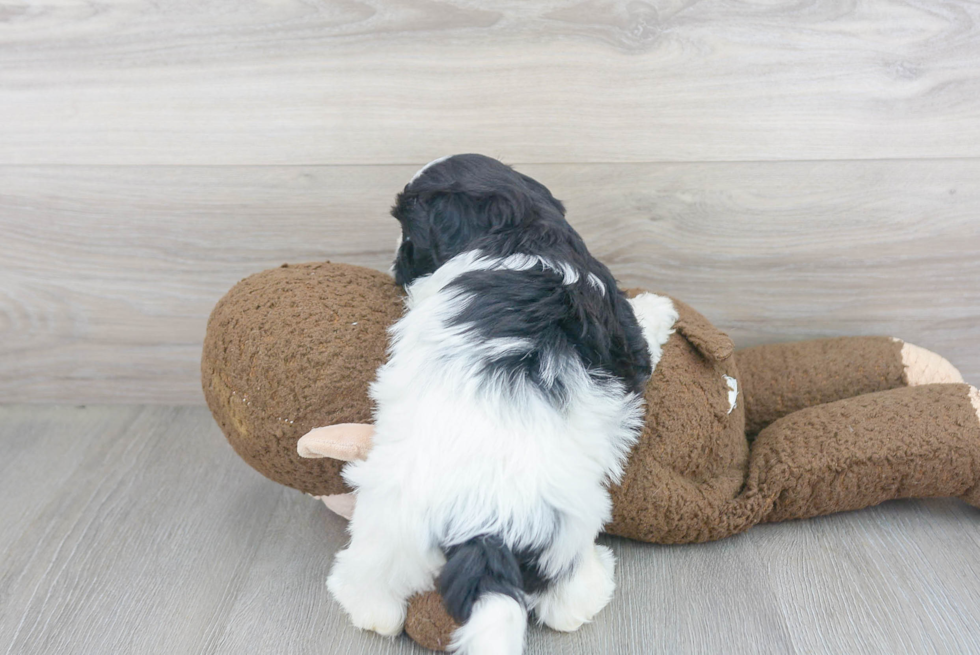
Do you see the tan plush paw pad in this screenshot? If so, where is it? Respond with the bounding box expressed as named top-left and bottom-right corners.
top-left (316, 493), bottom-right (356, 520)
top-left (899, 341), bottom-right (964, 385)
top-left (961, 386), bottom-right (980, 509)
top-left (297, 423), bottom-right (374, 461)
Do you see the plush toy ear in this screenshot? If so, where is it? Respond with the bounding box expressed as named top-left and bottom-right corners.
top-left (297, 423), bottom-right (375, 461)
top-left (669, 297), bottom-right (735, 362)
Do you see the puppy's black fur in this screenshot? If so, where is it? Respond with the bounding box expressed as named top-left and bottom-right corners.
top-left (438, 536), bottom-right (528, 623)
top-left (391, 154), bottom-right (651, 395)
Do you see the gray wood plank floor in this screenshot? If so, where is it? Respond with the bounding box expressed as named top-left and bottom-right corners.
top-left (2, 405), bottom-right (979, 655)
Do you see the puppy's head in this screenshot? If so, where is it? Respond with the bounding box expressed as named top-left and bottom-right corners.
top-left (390, 154), bottom-right (566, 286)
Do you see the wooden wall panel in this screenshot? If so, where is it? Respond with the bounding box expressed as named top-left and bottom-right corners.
top-left (1, 160), bottom-right (976, 404)
top-left (1, 0), bottom-right (979, 164)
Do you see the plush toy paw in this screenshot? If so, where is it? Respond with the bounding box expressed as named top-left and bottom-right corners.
top-left (315, 493), bottom-right (357, 519)
top-left (963, 386), bottom-right (980, 509)
top-left (535, 544), bottom-right (616, 632)
top-left (898, 339), bottom-right (965, 385)
top-left (298, 424), bottom-right (374, 461)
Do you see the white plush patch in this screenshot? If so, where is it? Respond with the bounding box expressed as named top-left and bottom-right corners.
top-left (450, 593), bottom-right (526, 655)
top-left (969, 386), bottom-right (980, 423)
top-left (627, 293), bottom-right (679, 371)
top-left (724, 375), bottom-right (738, 414)
top-left (411, 155), bottom-right (453, 182)
top-left (534, 544), bottom-right (616, 633)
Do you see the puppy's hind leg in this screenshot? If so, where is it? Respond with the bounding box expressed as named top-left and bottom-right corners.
top-left (327, 494), bottom-right (441, 636)
top-left (534, 542), bottom-right (616, 633)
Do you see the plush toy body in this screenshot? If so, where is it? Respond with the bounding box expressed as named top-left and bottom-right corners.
top-left (203, 262), bottom-right (980, 651)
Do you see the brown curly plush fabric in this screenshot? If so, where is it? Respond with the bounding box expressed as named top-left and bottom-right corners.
top-left (737, 337), bottom-right (908, 437)
top-left (749, 383), bottom-right (980, 523)
top-left (202, 262), bottom-right (403, 496)
top-left (404, 590), bottom-right (460, 652)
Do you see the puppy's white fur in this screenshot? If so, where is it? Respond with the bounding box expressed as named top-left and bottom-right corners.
top-left (411, 155), bottom-right (453, 182)
top-left (328, 253), bottom-right (678, 653)
top-left (451, 593), bottom-right (527, 655)
top-left (533, 543), bottom-right (617, 632)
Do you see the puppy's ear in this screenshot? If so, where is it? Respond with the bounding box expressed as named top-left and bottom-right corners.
top-left (422, 190), bottom-right (526, 265)
top-left (424, 192), bottom-right (476, 265)
top-left (518, 173), bottom-right (566, 217)
top-left (393, 235), bottom-right (437, 287)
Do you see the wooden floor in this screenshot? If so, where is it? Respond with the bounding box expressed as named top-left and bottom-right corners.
top-left (2, 404), bottom-right (979, 655)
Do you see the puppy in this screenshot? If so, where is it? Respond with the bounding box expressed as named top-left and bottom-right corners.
top-left (328, 154), bottom-right (666, 654)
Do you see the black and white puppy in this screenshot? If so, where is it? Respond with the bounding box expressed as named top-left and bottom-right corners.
top-left (327, 154), bottom-right (677, 654)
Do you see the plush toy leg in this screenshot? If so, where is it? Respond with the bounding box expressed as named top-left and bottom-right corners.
top-left (743, 383), bottom-right (980, 523)
top-left (406, 590), bottom-right (459, 652)
top-left (736, 337), bottom-right (963, 436)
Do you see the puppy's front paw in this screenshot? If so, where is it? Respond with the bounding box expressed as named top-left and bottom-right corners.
top-left (327, 559), bottom-right (406, 636)
top-left (536, 544), bottom-right (616, 632)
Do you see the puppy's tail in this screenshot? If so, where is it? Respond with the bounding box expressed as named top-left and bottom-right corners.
top-left (439, 535), bottom-right (528, 655)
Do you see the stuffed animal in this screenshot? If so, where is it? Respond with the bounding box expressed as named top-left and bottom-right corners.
top-left (202, 261), bottom-right (980, 651)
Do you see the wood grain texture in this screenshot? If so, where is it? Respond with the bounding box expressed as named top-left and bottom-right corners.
top-left (1, 405), bottom-right (979, 654)
top-left (751, 501), bottom-right (980, 654)
top-left (2, 0), bottom-right (980, 164)
top-left (0, 406), bottom-right (284, 654)
top-left (1, 161), bottom-right (977, 404)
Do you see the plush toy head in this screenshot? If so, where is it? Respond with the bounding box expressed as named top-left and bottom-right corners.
top-left (201, 262), bottom-right (403, 497)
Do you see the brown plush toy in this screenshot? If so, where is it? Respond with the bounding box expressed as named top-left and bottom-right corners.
top-left (202, 261), bottom-right (980, 652)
